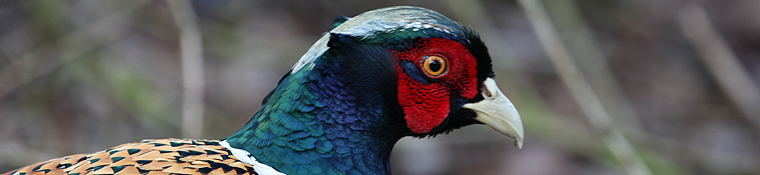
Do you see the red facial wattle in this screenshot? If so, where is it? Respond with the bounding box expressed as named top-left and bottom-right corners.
top-left (395, 38), bottom-right (480, 134)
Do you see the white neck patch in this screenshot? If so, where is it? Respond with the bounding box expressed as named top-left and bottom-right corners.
top-left (290, 34), bottom-right (330, 74)
top-left (219, 140), bottom-right (286, 175)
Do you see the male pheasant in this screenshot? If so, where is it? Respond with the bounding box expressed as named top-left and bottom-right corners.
top-left (3, 6), bottom-right (524, 175)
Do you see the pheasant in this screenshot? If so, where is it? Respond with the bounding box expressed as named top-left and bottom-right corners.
top-left (3, 6), bottom-right (524, 175)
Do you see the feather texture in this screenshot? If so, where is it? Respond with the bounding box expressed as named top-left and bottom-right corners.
top-left (2, 6), bottom-right (519, 175)
top-left (2, 139), bottom-right (257, 175)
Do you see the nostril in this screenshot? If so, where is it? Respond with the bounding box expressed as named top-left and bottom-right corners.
top-left (481, 86), bottom-right (492, 98)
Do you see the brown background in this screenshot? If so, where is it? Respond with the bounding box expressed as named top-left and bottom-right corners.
top-left (1, 0), bottom-right (759, 175)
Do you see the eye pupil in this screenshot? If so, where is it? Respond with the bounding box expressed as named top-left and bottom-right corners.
top-left (429, 60), bottom-right (442, 72)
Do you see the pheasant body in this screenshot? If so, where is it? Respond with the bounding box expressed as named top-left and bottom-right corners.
top-left (4, 6), bottom-right (525, 175)
top-left (3, 139), bottom-right (256, 175)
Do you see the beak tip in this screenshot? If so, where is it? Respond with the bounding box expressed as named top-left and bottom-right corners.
top-left (515, 125), bottom-right (524, 149)
top-left (515, 137), bottom-right (523, 149)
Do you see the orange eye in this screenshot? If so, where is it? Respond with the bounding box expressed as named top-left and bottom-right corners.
top-left (422, 56), bottom-right (447, 77)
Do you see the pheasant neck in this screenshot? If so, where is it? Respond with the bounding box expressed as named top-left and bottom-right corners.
top-left (225, 57), bottom-right (401, 175)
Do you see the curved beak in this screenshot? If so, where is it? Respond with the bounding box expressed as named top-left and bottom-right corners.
top-left (462, 78), bottom-right (525, 149)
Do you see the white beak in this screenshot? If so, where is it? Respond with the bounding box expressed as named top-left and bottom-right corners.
top-left (462, 78), bottom-right (525, 149)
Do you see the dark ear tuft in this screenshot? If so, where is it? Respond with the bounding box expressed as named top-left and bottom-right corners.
top-left (464, 29), bottom-right (494, 81)
top-left (331, 15), bottom-right (350, 30)
top-left (328, 33), bottom-right (361, 48)
top-left (399, 60), bottom-right (430, 85)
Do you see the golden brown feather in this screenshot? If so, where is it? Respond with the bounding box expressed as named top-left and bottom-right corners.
top-left (2, 139), bottom-right (257, 175)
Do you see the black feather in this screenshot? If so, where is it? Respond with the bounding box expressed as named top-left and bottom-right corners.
top-left (328, 33), bottom-right (397, 109)
top-left (463, 29), bottom-right (494, 81)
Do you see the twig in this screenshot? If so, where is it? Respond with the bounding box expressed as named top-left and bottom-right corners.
top-left (0, 1), bottom-right (151, 170)
top-left (540, 0), bottom-right (643, 133)
top-left (516, 0), bottom-right (653, 175)
top-left (677, 3), bottom-right (760, 133)
top-left (168, 0), bottom-right (205, 139)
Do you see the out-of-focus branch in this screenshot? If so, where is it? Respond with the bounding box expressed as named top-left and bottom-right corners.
top-left (678, 4), bottom-right (760, 133)
top-left (541, 0), bottom-right (643, 133)
top-left (0, 1), bottom-right (150, 170)
top-left (168, 0), bottom-right (205, 139)
top-left (0, 1), bottom-right (149, 99)
top-left (516, 0), bottom-right (653, 175)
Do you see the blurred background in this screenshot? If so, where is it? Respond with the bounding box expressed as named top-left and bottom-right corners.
top-left (1, 0), bottom-right (759, 175)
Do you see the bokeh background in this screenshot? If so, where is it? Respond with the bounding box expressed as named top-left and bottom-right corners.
top-left (2, 0), bottom-right (760, 175)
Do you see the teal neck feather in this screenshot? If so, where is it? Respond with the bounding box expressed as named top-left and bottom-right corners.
top-left (225, 48), bottom-right (400, 175)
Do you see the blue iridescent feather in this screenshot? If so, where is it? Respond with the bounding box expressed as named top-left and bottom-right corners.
top-left (225, 42), bottom-right (399, 174)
